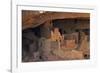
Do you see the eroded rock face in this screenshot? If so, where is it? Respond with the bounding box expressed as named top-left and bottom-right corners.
top-left (22, 29), bottom-right (40, 62)
top-left (79, 34), bottom-right (90, 59)
top-left (22, 11), bottom-right (90, 30)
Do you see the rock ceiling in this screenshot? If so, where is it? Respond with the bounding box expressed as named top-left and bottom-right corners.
top-left (22, 10), bottom-right (90, 30)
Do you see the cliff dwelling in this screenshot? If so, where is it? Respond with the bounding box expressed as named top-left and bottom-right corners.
top-left (22, 10), bottom-right (90, 62)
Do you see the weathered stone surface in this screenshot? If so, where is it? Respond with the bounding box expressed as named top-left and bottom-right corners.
top-left (53, 48), bottom-right (84, 60)
top-left (40, 27), bottom-right (51, 39)
top-left (22, 11), bottom-right (90, 30)
top-left (38, 38), bottom-right (52, 60)
top-left (65, 39), bottom-right (77, 49)
top-left (51, 41), bottom-right (60, 49)
top-left (46, 55), bottom-right (61, 61)
top-left (22, 29), bottom-right (40, 62)
top-left (64, 32), bottom-right (79, 41)
top-left (79, 35), bottom-right (90, 59)
top-left (51, 28), bottom-right (62, 41)
top-left (60, 32), bottom-right (79, 50)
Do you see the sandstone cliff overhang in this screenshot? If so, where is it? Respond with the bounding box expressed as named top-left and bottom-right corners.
top-left (22, 10), bottom-right (90, 30)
